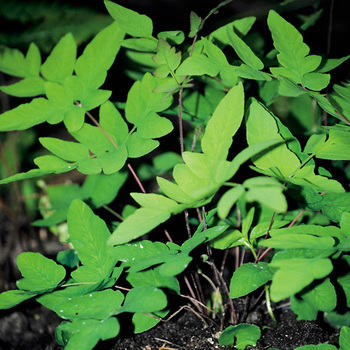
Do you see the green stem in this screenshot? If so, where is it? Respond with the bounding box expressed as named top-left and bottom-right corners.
top-left (288, 152), bottom-right (316, 179)
top-left (102, 205), bottom-right (124, 221)
top-left (265, 284), bottom-right (277, 324)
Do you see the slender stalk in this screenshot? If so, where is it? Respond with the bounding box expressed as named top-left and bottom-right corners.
top-left (183, 275), bottom-right (202, 313)
top-left (288, 209), bottom-right (306, 227)
top-left (265, 285), bottom-right (277, 324)
top-left (255, 211), bottom-right (276, 263)
top-left (127, 163), bottom-right (146, 193)
top-left (102, 205), bottom-right (124, 221)
top-left (178, 88), bottom-right (185, 158)
top-left (206, 260), bottom-right (237, 325)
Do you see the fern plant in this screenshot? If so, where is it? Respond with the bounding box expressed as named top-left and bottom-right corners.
top-left (0, 1), bottom-right (349, 349)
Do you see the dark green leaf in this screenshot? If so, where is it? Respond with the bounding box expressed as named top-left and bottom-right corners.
top-left (230, 262), bottom-right (273, 298)
top-left (67, 199), bottom-right (116, 282)
top-left (291, 295), bottom-right (318, 321)
top-left (56, 317), bottom-right (120, 349)
top-left (38, 289), bottom-right (123, 319)
top-left (0, 290), bottom-right (37, 310)
top-left (301, 278), bottom-right (336, 312)
top-left (118, 286), bottom-right (167, 314)
top-left (219, 323), bottom-right (261, 349)
top-left (189, 11), bottom-right (202, 38)
top-left (16, 252), bottom-right (66, 292)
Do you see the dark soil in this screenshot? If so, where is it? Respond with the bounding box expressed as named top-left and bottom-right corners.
top-left (0, 297), bottom-right (340, 350)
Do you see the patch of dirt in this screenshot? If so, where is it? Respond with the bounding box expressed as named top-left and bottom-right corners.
top-left (0, 301), bottom-right (340, 350)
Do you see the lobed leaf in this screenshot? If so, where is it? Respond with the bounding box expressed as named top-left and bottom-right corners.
top-left (219, 324), bottom-right (261, 349)
top-left (268, 10), bottom-right (329, 90)
top-left (176, 53), bottom-right (220, 76)
top-left (75, 21), bottom-right (124, 90)
top-left (245, 99), bottom-right (301, 178)
top-left (209, 17), bottom-right (256, 46)
top-left (269, 258), bottom-right (333, 301)
top-left (0, 76), bottom-right (45, 97)
top-left (125, 74), bottom-right (173, 141)
top-left (56, 317), bottom-right (120, 350)
top-left (16, 252), bottom-right (66, 292)
top-left (71, 122), bottom-right (127, 175)
top-left (118, 286), bottom-right (167, 314)
top-left (0, 98), bottom-right (55, 131)
top-left (99, 101), bottom-right (129, 146)
top-left (0, 290), bottom-right (37, 310)
top-left (40, 137), bottom-right (89, 162)
top-left (125, 134), bottom-right (159, 158)
top-left (201, 83), bottom-right (244, 164)
top-left (291, 295), bottom-right (318, 321)
top-left (104, 1), bottom-right (153, 38)
top-left (0, 42), bottom-right (41, 78)
top-left (227, 26), bottom-right (264, 70)
top-left (67, 199), bottom-right (116, 282)
top-left (152, 38), bottom-right (181, 78)
top-left (307, 127), bottom-right (350, 161)
top-left (41, 33), bottom-right (77, 84)
top-left (189, 11), bottom-right (202, 38)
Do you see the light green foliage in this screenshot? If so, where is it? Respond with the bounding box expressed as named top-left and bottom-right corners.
top-left (208, 16), bottom-right (256, 45)
top-left (267, 10), bottom-right (329, 91)
top-left (0, 21), bottom-right (124, 135)
top-left (75, 21), bottom-right (124, 91)
top-left (41, 33), bottom-right (76, 84)
top-left (109, 83), bottom-right (245, 245)
top-left (0, 43), bottom-right (41, 78)
top-left (219, 323), bottom-right (261, 349)
top-left (0, 252), bottom-right (66, 309)
top-left (152, 38), bottom-right (181, 78)
top-left (67, 200), bottom-right (116, 283)
top-left (305, 126), bottom-right (350, 160)
top-left (124, 73), bottom-right (173, 154)
top-left (16, 252), bottom-right (65, 292)
top-left (269, 257), bottom-right (333, 301)
top-left (227, 27), bottom-right (263, 71)
top-left (104, 0), bottom-right (153, 38)
top-left (246, 99), bottom-right (302, 178)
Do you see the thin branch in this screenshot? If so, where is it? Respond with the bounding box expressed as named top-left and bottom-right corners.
top-left (255, 211), bottom-right (276, 263)
top-left (127, 163), bottom-right (146, 193)
top-left (178, 88), bottom-right (185, 158)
